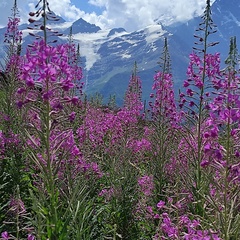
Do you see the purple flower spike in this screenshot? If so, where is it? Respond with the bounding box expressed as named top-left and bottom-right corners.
top-left (1, 231), bottom-right (9, 240)
top-left (157, 200), bottom-right (165, 210)
top-left (27, 234), bottom-right (35, 240)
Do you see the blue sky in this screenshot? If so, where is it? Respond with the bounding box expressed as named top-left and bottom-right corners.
top-left (71, 0), bottom-right (103, 15)
top-left (0, 0), bottom-right (215, 31)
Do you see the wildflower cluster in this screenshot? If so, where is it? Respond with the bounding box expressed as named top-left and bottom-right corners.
top-left (1, 0), bottom-right (240, 239)
top-left (150, 71), bottom-right (180, 127)
top-left (4, 0), bottom-right (22, 56)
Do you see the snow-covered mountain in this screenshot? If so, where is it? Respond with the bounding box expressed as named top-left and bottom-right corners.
top-left (0, 0), bottom-right (240, 104)
top-left (63, 18), bottom-right (101, 34)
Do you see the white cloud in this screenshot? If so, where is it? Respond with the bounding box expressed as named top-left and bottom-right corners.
top-left (28, 0), bottom-right (84, 21)
top-left (88, 0), bottom-right (106, 7)
top-left (0, 0), bottom-right (216, 32)
top-left (87, 0), bottom-right (211, 31)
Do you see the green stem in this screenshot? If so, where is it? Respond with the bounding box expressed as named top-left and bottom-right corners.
top-left (43, 0), bottom-right (47, 44)
top-left (195, 6), bottom-right (209, 215)
top-left (223, 69), bottom-right (231, 240)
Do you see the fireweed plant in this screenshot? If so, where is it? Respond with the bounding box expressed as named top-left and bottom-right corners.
top-left (130, 38), bottom-right (184, 238)
top-left (201, 36), bottom-right (240, 238)
top-left (0, 0), bottom-right (240, 239)
top-left (0, 1), bottom-right (32, 239)
top-left (148, 37), bottom-right (182, 199)
top-left (176, 0), bottom-right (220, 217)
top-left (2, 0), bottom-right (95, 239)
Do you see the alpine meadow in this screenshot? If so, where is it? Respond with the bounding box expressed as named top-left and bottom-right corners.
top-left (0, 0), bottom-right (239, 239)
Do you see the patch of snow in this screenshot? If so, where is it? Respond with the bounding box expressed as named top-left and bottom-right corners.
top-left (151, 46), bottom-right (157, 52)
top-left (107, 35), bottom-right (139, 47)
top-left (108, 31), bottom-right (128, 39)
top-left (144, 24), bottom-right (166, 44)
top-left (69, 30), bottom-right (110, 71)
top-left (61, 28), bottom-right (138, 70)
top-left (155, 15), bottom-right (175, 27)
top-left (121, 36), bottom-right (140, 45)
top-left (122, 53), bottom-right (131, 59)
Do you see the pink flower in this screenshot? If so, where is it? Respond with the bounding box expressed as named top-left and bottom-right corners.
top-left (204, 143), bottom-right (211, 153)
top-left (71, 96), bottom-right (79, 105)
top-left (69, 111), bottom-right (76, 122)
top-left (157, 200), bottom-right (165, 210)
top-left (1, 231), bottom-right (9, 240)
top-left (201, 159), bottom-right (210, 168)
top-left (210, 126), bottom-right (218, 138)
top-left (183, 80), bottom-right (190, 87)
top-left (27, 234), bottom-right (35, 240)
top-left (138, 175), bottom-right (154, 196)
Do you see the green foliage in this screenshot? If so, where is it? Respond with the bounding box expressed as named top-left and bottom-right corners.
top-left (92, 154), bottom-right (140, 239)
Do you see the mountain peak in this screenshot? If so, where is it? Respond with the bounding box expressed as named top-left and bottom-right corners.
top-left (64, 18), bottom-right (101, 34)
top-left (107, 28), bottom-right (127, 37)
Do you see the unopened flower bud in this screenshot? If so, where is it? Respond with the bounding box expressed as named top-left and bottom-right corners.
top-left (28, 18), bottom-right (35, 23)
